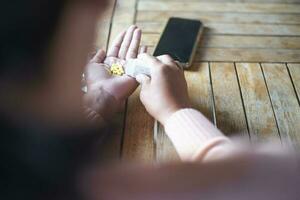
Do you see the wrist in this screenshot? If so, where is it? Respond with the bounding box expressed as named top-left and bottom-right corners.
top-left (159, 104), bottom-right (191, 125)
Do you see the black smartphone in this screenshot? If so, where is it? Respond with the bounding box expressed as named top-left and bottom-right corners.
top-left (153, 17), bottom-right (203, 68)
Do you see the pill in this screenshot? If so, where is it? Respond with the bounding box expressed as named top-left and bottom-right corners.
top-left (110, 63), bottom-right (124, 76)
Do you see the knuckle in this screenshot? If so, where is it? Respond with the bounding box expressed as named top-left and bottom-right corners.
top-left (129, 47), bottom-right (138, 54)
top-left (161, 54), bottom-right (173, 61)
top-left (155, 64), bottom-right (169, 73)
top-left (138, 53), bottom-right (149, 58)
top-left (113, 44), bottom-right (121, 49)
top-left (174, 64), bottom-right (182, 71)
top-left (126, 52), bottom-right (136, 58)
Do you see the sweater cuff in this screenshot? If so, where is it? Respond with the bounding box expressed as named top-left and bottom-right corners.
top-left (164, 108), bottom-right (229, 161)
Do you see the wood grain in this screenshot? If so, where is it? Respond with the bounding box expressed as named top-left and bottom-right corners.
top-left (138, 2), bottom-right (300, 13)
top-left (137, 22), bottom-right (300, 36)
top-left (139, 0), bottom-right (300, 3)
top-left (108, 0), bottom-right (137, 45)
top-left (98, 0), bottom-right (146, 161)
top-left (262, 63), bottom-right (300, 146)
top-left (142, 34), bottom-right (300, 49)
top-left (137, 11), bottom-right (300, 25)
top-left (236, 63), bottom-right (280, 143)
top-left (134, 47), bottom-right (300, 63)
top-left (96, 113), bottom-right (124, 161)
top-left (110, 0), bottom-right (156, 162)
top-left (187, 63), bottom-right (215, 121)
top-left (287, 63), bottom-right (300, 103)
top-left (210, 62), bottom-right (249, 138)
top-left (155, 121), bottom-right (179, 163)
top-left (93, 0), bottom-right (126, 162)
top-left (195, 48), bottom-right (300, 62)
top-left (95, 1), bottom-right (116, 49)
top-left (122, 88), bottom-right (155, 163)
top-left (155, 62), bottom-right (215, 163)
top-left (96, 0), bottom-right (300, 161)
top-left (95, 22), bottom-right (111, 50)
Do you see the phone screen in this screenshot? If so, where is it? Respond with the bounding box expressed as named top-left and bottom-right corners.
top-left (153, 17), bottom-right (203, 67)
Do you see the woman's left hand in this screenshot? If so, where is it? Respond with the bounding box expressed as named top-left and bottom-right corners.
top-left (83, 25), bottom-right (146, 121)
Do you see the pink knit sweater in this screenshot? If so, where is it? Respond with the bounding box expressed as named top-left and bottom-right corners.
top-left (82, 109), bottom-right (300, 200)
top-left (164, 108), bottom-right (231, 161)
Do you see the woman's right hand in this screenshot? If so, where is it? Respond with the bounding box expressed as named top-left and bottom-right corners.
top-left (135, 54), bottom-right (191, 125)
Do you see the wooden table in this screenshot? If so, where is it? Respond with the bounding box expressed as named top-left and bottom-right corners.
top-left (96, 0), bottom-right (300, 163)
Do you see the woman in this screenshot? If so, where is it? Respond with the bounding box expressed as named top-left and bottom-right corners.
top-left (1, 0), bottom-right (299, 199)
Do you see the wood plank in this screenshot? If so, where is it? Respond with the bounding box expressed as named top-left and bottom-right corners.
top-left (200, 35), bottom-right (300, 49)
top-left (95, 22), bottom-right (111, 50)
top-left (155, 62), bottom-right (215, 163)
top-left (195, 48), bottom-right (300, 62)
top-left (155, 122), bottom-right (179, 163)
top-left (142, 34), bottom-right (300, 49)
top-left (108, 0), bottom-right (137, 45)
top-left (138, 2), bottom-right (300, 13)
top-left (235, 63), bottom-right (280, 142)
top-left (287, 63), bottom-right (300, 103)
top-left (97, 0), bottom-right (143, 161)
top-left (141, 47), bottom-right (300, 63)
top-left (210, 62), bottom-right (249, 138)
top-left (186, 63), bottom-right (215, 120)
top-left (141, 34), bottom-right (159, 47)
top-left (95, 0), bottom-right (116, 50)
top-left (261, 63), bottom-right (300, 146)
top-left (93, 0), bottom-right (124, 162)
top-left (122, 89), bottom-right (155, 162)
top-left (109, 0), bottom-right (156, 162)
top-left (139, 0), bottom-right (300, 3)
top-left (137, 22), bottom-right (300, 36)
top-left (97, 114), bottom-right (123, 161)
top-left (137, 11), bottom-right (300, 25)
top-left (206, 23), bottom-right (300, 36)
top-left (113, 0), bottom-right (136, 22)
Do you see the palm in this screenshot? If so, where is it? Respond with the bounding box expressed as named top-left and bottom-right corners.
top-left (85, 25), bottom-right (145, 103)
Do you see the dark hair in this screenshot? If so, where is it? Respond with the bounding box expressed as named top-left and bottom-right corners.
top-left (0, 0), bottom-right (67, 83)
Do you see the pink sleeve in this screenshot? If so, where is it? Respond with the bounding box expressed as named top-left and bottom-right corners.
top-left (82, 109), bottom-right (300, 200)
top-left (164, 108), bottom-right (232, 161)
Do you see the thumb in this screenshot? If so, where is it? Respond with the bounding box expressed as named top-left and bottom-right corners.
top-left (136, 74), bottom-right (150, 86)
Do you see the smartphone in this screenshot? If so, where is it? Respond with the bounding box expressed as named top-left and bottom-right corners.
top-left (153, 17), bottom-right (203, 68)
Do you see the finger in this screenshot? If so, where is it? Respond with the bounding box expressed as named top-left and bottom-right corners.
top-left (118, 25), bottom-right (137, 59)
top-left (156, 54), bottom-right (174, 63)
top-left (137, 53), bottom-right (163, 75)
top-left (136, 74), bottom-right (151, 85)
top-left (139, 45), bottom-right (147, 54)
top-left (137, 53), bottom-right (160, 65)
top-left (137, 53), bottom-right (161, 70)
top-left (103, 57), bottom-right (125, 67)
top-left (126, 28), bottom-right (142, 59)
top-left (107, 30), bottom-right (126, 57)
top-left (156, 55), bottom-right (179, 70)
top-left (90, 49), bottom-right (106, 63)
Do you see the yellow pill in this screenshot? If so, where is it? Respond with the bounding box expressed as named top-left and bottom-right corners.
top-left (110, 63), bottom-right (124, 76)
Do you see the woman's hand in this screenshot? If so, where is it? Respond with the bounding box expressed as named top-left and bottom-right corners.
top-left (83, 25), bottom-right (146, 121)
top-left (135, 54), bottom-right (191, 125)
